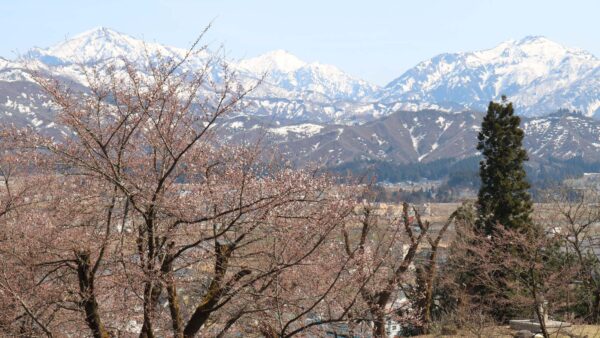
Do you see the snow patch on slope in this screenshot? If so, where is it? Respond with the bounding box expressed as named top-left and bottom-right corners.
top-left (269, 123), bottom-right (324, 137)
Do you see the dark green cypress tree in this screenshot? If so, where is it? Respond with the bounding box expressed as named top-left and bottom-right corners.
top-left (476, 96), bottom-right (533, 234)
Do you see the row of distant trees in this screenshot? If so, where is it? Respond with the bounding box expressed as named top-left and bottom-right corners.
top-left (1, 31), bottom-right (600, 338)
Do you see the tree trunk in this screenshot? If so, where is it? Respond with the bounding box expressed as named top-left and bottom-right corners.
top-left (417, 249), bottom-right (439, 334)
top-left (183, 241), bottom-right (234, 338)
top-left (75, 250), bottom-right (110, 338)
top-left (161, 245), bottom-right (184, 338)
top-left (534, 302), bottom-right (549, 338)
top-left (368, 295), bottom-right (390, 338)
top-left (372, 311), bottom-right (387, 338)
top-left (139, 281), bottom-right (162, 338)
top-left (166, 278), bottom-right (183, 337)
top-left (532, 282), bottom-right (548, 338)
top-left (417, 212), bottom-right (453, 334)
top-left (257, 322), bottom-right (278, 338)
top-left (592, 288), bottom-right (600, 323)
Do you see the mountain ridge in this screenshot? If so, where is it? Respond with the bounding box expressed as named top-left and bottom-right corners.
top-left (15, 27), bottom-right (599, 119)
top-left (2, 28), bottom-right (600, 174)
top-left (380, 35), bottom-right (600, 117)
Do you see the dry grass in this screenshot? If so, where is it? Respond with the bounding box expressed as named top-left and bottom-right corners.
top-left (411, 325), bottom-right (600, 338)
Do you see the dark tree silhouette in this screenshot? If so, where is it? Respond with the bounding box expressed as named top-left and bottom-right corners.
top-left (476, 96), bottom-right (532, 234)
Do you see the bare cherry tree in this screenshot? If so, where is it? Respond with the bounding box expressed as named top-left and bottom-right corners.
top-left (0, 127), bottom-right (61, 337)
top-left (0, 30), bottom-right (361, 338)
top-left (539, 187), bottom-right (600, 323)
top-left (410, 203), bottom-right (473, 334)
top-left (446, 218), bottom-right (576, 338)
top-left (335, 202), bottom-right (435, 338)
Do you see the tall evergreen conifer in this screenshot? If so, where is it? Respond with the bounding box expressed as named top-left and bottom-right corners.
top-left (476, 96), bottom-right (532, 234)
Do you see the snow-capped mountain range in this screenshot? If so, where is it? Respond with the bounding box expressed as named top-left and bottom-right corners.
top-left (5, 27), bottom-right (600, 118)
top-left (25, 27), bottom-right (201, 66)
top-left (237, 49), bottom-right (378, 101)
top-left (11, 27), bottom-right (599, 119)
top-left (380, 36), bottom-right (600, 117)
top-left (2, 27), bottom-right (600, 172)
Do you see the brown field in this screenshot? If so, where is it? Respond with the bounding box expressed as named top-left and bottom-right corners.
top-left (365, 201), bottom-right (600, 254)
top-left (413, 324), bottom-right (600, 337)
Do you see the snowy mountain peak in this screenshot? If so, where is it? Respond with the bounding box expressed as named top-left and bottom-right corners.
top-left (512, 35), bottom-right (586, 53)
top-left (21, 27), bottom-right (378, 103)
top-left (515, 35), bottom-right (567, 55)
top-left (27, 26), bottom-right (186, 65)
top-left (70, 26), bottom-right (125, 41)
top-left (236, 49), bottom-right (378, 101)
top-left (515, 35), bottom-right (554, 45)
top-left (517, 35), bottom-right (552, 44)
top-left (490, 35), bottom-right (591, 61)
top-left (464, 35), bottom-right (595, 66)
top-left (382, 36), bottom-right (600, 117)
top-left (237, 49), bottom-right (307, 74)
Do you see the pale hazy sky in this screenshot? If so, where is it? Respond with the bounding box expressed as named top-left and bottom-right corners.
top-left (1, 0), bottom-right (598, 85)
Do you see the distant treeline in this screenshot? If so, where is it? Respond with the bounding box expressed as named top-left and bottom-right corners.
top-left (330, 157), bottom-right (481, 184)
top-left (530, 156), bottom-right (600, 187)
top-left (330, 155), bottom-right (600, 190)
